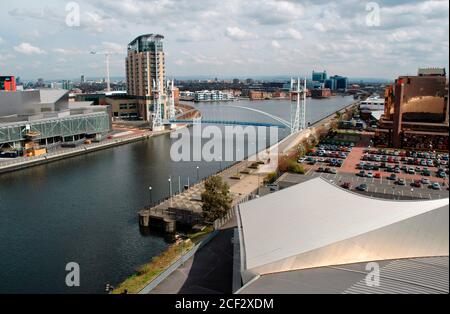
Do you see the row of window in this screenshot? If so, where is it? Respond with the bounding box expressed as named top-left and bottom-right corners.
top-left (119, 104), bottom-right (137, 110)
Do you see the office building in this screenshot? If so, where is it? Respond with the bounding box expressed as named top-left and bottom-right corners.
top-left (0, 76), bottom-right (16, 91)
top-left (312, 71), bottom-right (327, 83)
top-left (375, 68), bottom-right (449, 149)
top-left (126, 34), bottom-right (167, 125)
top-left (325, 75), bottom-right (348, 91)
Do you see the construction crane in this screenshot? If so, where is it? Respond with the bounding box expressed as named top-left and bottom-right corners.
top-left (90, 51), bottom-right (111, 92)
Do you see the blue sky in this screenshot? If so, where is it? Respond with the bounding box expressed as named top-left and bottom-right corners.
top-left (0, 0), bottom-right (448, 81)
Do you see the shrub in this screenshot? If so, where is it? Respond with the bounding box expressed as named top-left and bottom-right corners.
top-left (264, 172), bottom-right (278, 184)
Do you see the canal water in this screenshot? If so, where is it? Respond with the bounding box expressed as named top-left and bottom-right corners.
top-left (0, 97), bottom-right (353, 293)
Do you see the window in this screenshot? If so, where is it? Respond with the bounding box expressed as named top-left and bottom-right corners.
top-left (119, 104), bottom-right (128, 110)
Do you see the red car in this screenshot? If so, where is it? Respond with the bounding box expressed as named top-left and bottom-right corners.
top-left (341, 182), bottom-right (351, 189)
top-left (411, 180), bottom-right (422, 188)
top-left (374, 173), bottom-right (381, 179)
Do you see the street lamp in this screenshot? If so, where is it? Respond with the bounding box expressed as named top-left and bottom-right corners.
top-left (149, 186), bottom-right (153, 205)
top-left (196, 166), bottom-right (200, 181)
top-left (218, 156), bottom-right (223, 172)
top-left (168, 177), bottom-right (173, 207)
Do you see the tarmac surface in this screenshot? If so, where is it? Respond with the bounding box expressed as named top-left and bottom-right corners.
top-left (150, 217), bottom-right (237, 294)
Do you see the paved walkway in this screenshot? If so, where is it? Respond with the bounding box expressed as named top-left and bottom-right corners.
top-left (150, 217), bottom-right (237, 294)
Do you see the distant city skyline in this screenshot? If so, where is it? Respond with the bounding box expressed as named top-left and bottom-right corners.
top-left (0, 0), bottom-right (448, 81)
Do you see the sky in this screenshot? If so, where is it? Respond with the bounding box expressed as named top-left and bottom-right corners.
top-left (0, 0), bottom-right (448, 81)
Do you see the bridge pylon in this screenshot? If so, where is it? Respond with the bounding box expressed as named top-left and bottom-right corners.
top-left (290, 77), bottom-right (307, 134)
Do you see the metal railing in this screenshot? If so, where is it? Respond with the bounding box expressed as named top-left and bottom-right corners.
top-left (0, 133), bottom-right (151, 169)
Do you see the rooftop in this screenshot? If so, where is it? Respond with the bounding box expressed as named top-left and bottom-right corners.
top-left (238, 256), bottom-right (449, 294)
top-left (237, 177), bottom-right (448, 281)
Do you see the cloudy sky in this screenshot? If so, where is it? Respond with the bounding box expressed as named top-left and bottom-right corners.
top-left (0, 0), bottom-right (448, 81)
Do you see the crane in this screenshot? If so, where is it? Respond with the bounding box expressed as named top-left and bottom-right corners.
top-left (90, 51), bottom-right (111, 92)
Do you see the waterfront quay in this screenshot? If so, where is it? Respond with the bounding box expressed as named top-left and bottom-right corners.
top-left (139, 101), bottom-right (360, 234)
top-left (138, 159), bottom-right (263, 233)
top-left (0, 129), bottom-right (155, 174)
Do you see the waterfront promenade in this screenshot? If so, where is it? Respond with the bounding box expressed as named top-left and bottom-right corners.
top-left (0, 132), bottom-right (149, 174)
top-left (139, 101), bottom-right (359, 294)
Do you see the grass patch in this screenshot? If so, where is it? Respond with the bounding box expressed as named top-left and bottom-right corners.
top-left (112, 239), bottom-right (194, 294)
top-left (188, 225), bottom-right (214, 243)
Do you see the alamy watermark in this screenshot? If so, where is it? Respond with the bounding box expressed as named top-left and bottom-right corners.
top-left (65, 262), bottom-right (80, 287)
top-left (365, 262), bottom-right (380, 287)
top-left (65, 2), bottom-right (80, 27)
top-left (366, 2), bottom-right (381, 27)
top-left (170, 120), bottom-right (279, 164)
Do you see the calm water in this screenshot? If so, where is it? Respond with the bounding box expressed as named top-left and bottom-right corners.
top-left (0, 97), bottom-right (353, 293)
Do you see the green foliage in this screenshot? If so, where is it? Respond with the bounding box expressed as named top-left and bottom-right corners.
top-left (288, 161), bottom-right (305, 174)
top-left (264, 172), bottom-right (278, 184)
top-left (201, 176), bottom-right (232, 222)
top-left (278, 156), bottom-right (306, 174)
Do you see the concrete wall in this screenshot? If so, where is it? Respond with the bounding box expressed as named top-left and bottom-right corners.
top-left (0, 90), bottom-right (41, 116)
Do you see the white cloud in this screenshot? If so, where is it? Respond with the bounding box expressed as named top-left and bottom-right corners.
top-left (14, 43), bottom-right (46, 55)
top-left (271, 40), bottom-right (281, 49)
top-left (225, 27), bottom-right (257, 40)
top-left (274, 28), bottom-right (303, 40)
top-left (100, 42), bottom-right (126, 54)
top-left (53, 48), bottom-right (87, 55)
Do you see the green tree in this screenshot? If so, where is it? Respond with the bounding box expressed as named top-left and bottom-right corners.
top-left (201, 176), bottom-right (232, 222)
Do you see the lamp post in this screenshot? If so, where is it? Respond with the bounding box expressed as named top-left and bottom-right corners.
top-left (218, 156), bottom-right (223, 172)
top-left (148, 186), bottom-right (153, 205)
top-left (168, 177), bottom-right (173, 207)
top-left (196, 166), bottom-right (200, 181)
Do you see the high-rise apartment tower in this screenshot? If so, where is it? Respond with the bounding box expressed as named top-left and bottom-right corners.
top-left (126, 34), bottom-right (167, 127)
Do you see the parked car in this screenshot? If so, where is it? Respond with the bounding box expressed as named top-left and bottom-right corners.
top-left (317, 167), bottom-right (325, 173)
top-left (358, 170), bottom-right (366, 177)
top-left (431, 182), bottom-right (441, 190)
top-left (388, 174), bottom-right (397, 180)
top-left (421, 178), bottom-right (431, 185)
top-left (356, 184), bottom-right (368, 191)
top-left (374, 173), bottom-right (381, 179)
top-left (422, 169), bottom-right (431, 176)
top-left (341, 182), bottom-right (351, 190)
top-left (411, 180), bottom-right (422, 188)
top-left (396, 178), bottom-right (406, 186)
top-left (366, 172), bottom-right (374, 178)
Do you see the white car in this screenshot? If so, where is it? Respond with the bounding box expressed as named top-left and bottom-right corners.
top-left (298, 157), bottom-right (306, 163)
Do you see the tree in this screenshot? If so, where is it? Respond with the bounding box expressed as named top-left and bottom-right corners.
top-left (201, 176), bottom-right (232, 223)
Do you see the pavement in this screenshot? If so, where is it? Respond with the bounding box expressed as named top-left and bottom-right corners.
top-left (150, 217), bottom-right (236, 294)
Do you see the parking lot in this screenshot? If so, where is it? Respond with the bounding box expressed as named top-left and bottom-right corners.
top-left (299, 140), bottom-right (449, 200)
top-left (304, 171), bottom-right (448, 200)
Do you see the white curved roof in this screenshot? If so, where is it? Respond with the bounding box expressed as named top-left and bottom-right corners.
top-left (237, 177), bottom-right (449, 277)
